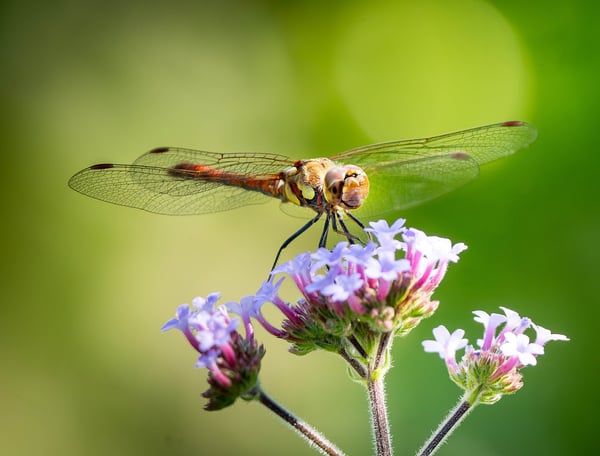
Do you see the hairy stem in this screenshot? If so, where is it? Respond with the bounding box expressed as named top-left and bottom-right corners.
top-left (257, 387), bottom-right (346, 456)
top-left (348, 334), bottom-right (369, 359)
top-left (416, 395), bottom-right (476, 456)
top-left (339, 347), bottom-right (368, 379)
top-left (374, 331), bottom-right (392, 372)
top-left (367, 376), bottom-right (393, 456)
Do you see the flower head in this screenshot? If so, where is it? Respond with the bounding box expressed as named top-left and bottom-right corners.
top-left (162, 293), bottom-right (265, 410)
top-left (422, 326), bottom-right (468, 370)
top-left (423, 307), bottom-right (569, 404)
top-left (251, 218), bottom-right (467, 355)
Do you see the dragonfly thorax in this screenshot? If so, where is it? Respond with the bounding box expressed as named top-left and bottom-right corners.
top-left (282, 158), bottom-right (369, 213)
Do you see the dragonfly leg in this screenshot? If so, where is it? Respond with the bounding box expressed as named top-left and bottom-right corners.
top-left (334, 213), bottom-right (361, 244)
top-left (331, 211), bottom-right (364, 245)
top-left (318, 213), bottom-right (331, 248)
top-left (271, 212), bottom-right (323, 270)
top-left (346, 211), bottom-right (372, 243)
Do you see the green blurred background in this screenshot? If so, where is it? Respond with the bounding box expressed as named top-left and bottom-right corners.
top-left (2, 0), bottom-right (597, 454)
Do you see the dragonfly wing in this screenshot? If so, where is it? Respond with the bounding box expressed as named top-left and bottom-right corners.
top-left (279, 200), bottom-right (315, 219)
top-left (133, 147), bottom-right (291, 175)
top-left (353, 151), bottom-right (480, 219)
top-left (68, 148), bottom-right (292, 215)
top-left (332, 121), bottom-right (537, 168)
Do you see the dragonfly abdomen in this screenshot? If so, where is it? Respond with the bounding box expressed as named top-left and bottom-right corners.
top-left (169, 162), bottom-right (285, 200)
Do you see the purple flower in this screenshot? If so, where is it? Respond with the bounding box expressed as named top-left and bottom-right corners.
top-left (365, 218), bottom-right (406, 251)
top-left (161, 303), bottom-right (192, 332)
top-left (500, 332), bottom-right (544, 367)
top-left (311, 242), bottom-right (349, 270)
top-left (162, 293), bottom-right (265, 410)
top-left (162, 293), bottom-right (238, 365)
top-left (227, 279), bottom-right (288, 339)
top-left (532, 323), bottom-right (570, 345)
top-left (197, 348), bottom-right (220, 369)
top-left (402, 228), bottom-right (468, 292)
top-left (473, 310), bottom-right (506, 350)
top-left (271, 252), bottom-right (312, 291)
top-left (364, 255), bottom-right (410, 281)
top-left (498, 306), bottom-right (531, 336)
top-left (191, 308), bottom-right (237, 351)
top-left (423, 306), bottom-right (569, 404)
top-left (320, 272), bottom-right (364, 302)
top-left (427, 236), bottom-right (467, 263)
top-left (422, 326), bottom-right (468, 371)
top-left (248, 218), bottom-right (466, 355)
top-left (346, 241), bottom-right (378, 264)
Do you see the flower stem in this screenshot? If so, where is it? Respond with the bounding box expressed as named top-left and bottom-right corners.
top-left (374, 331), bottom-right (392, 371)
top-left (416, 395), bottom-right (475, 456)
top-left (367, 376), bottom-right (393, 456)
top-left (339, 347), bottom-right (368, 379)
top-left (348, 334), bottom-right (369, 359)
top-left (256, 386), bottom-right (347, 456)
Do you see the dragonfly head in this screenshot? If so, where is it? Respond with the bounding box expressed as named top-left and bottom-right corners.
top-left (324, 165), bottom-right (369, 210)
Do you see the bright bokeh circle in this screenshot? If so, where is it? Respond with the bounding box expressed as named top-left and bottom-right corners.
top-left (335, 0), bottom-right (533, 139)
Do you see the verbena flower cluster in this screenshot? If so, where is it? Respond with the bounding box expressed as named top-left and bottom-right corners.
top-left (161, 217), bottom-right (568, 418)
top-left (162, 219), bottom-right (470, 405)
top-left (423, 307), bottom-right (569, 404)
top-left (161, 293), bottom-right (265, 410)
top-left (244, 219), bottom-right (468, 356)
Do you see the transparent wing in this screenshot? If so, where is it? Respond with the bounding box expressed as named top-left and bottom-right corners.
top-left (69, 122), bottom-right (537, 218)
top-left (68, 148), bottom-right (293, 215)
top-left (132, 147), bottom-right (291, 175)
top-left (352, 152), bottom-right (480, 219)
top-left (332, 121), bottom-right (537, 168)
top-left (333, 121), bottom-right (537, 218)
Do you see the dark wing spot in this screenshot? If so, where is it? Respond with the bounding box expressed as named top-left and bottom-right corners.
top-left (501, 120), bottom-right (525, 127)
top-left (90, 163), bottom-right (115, 170)
top-left (149, 147), bottom-right (170, 154)
top-left (451, 152), bottom-right (471, 160)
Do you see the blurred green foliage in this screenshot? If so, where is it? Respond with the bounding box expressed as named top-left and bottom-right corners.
top-left (1, 0), bottom-right (597, 455)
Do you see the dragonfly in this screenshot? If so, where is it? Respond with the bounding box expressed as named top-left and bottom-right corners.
top-left (69, 121), bottom-right (537, 267)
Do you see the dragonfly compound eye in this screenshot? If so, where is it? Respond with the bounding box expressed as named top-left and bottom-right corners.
top-left (324, 165), bottom-right (369, 210)
top-left (341, 166), bottom-right (369, 209)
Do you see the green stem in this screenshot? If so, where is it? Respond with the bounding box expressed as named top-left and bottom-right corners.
top-left (256, 386), bottom-right (347, 456)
